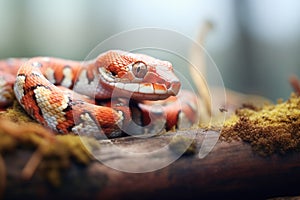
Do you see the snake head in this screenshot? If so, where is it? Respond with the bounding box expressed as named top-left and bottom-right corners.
top-left (97, 50), bottom-right (181, 100)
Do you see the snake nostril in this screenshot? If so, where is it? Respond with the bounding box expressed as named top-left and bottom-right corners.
top-left (168, 81), bottom-right (181, 95)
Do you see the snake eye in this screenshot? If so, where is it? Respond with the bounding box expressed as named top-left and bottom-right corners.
top-left (132, 61), bottom-right (147, 78)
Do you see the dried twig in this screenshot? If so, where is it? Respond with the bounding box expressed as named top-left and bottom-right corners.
top-left (21, 147), bottom-right (43, 180)
top-left (189, 21), bottom-right (214, 117)
top-left (289, 75), bottom-right (300, 96)
top-left (0, 119), bottom-right (55, 182)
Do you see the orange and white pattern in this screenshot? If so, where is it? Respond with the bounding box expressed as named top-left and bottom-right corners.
top-left (0, 50), bottom-right (199, 138)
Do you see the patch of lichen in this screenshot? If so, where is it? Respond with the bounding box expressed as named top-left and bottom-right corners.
top-left (0, 102), bottom-right (100, 186)
top-left (221, 93), bottom-right (300, 156)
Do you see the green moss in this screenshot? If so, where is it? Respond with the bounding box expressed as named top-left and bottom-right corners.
top-left (0, 102), bottom-right (100, 186)
top-left (0, 101), bottom-right (34, 123)
top-left (222, 93), bottom-right (300, 155)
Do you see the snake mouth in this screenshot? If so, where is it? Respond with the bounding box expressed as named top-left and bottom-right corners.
top-left (114, 82), bottom-right (180, 100)
top-left (98, 67), bottom-right (180, 100)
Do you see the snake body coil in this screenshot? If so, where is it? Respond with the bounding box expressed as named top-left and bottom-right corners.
top-left (0, 50), bottom-right (198, 138)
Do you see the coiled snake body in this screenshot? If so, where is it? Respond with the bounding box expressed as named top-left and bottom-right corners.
top-left (0, 50), bottom-right (198, 138)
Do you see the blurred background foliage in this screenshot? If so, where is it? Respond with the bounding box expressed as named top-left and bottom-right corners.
top-left (0, 0), bottom-right (299, 101)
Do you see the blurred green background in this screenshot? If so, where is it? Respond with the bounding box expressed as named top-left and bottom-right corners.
top-left (0, 0), bottom-right (299, 101)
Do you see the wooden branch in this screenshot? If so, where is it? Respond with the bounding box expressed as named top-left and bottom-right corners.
top-left (3, 129), bottom-right (300, 199)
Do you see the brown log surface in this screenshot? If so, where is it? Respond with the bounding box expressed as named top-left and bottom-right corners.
top-left (3, 129), bottom-right (300, 200)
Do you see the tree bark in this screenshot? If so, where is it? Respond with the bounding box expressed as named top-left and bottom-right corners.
top-left (3, 129), bottom-right (300, 199)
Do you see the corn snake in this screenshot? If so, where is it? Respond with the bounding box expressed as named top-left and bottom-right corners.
top-left (0, 50), bottom-right (198, 138)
